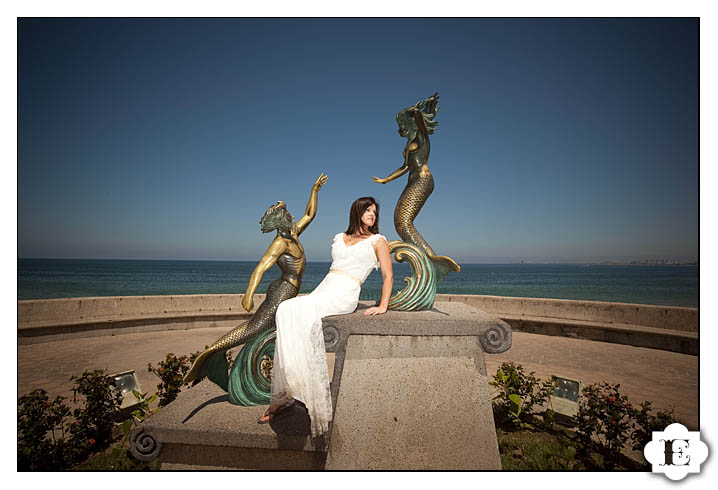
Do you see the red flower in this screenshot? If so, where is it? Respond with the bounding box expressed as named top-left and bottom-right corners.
top-left (608, 397), bottom-right (616, 403)
top-left (89, 438), bottom-right (96, 445)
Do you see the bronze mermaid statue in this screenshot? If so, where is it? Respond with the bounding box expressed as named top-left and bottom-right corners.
top-left (183, 173), bottom-right (328, 388)
top-left (373, 92), bottom-right (459, 279)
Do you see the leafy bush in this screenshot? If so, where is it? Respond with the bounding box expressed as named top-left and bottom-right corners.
top-left (67, 370), bottom-right (124, 461)
top-left (489, 362), bottom-right (555, 429)
top-left (490, 364), bottom-right (683, 470)
top-left (148, 353), bottom-right (192, 407)
top-left (630, 400), bottom-right (677, 452)
top-left (17, 389), bottom-right (72, 470)
top-left (148, 349), bottom-right (231, 406)
top-left (574, 382), bottom-right (636, 469)
top-left (18, 369), bottom-right (122, 470)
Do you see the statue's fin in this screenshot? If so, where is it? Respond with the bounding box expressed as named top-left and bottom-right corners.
top-left (183, 349), bottom-right (230, 391)
top-left (428, 254), bottom-right (460, 283)
top-left (202, 351), bottom-right (230, 392)
top-left (183, 350), bottom-right (209, 384)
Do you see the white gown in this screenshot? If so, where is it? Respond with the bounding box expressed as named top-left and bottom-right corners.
top-left (271, 232), bottom-right (386, 437)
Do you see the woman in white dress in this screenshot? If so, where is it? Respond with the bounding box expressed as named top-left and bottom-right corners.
top-left (258, 197), bottom-right (394, 437)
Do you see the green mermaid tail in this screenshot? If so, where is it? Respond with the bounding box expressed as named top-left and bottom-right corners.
top-left (227, 328), bottom-right (277, 405)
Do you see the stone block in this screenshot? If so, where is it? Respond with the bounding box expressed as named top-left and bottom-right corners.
top-left (325, 335), bottom-right (501, 470)
top-left (130, 379), bottom-right (326, 469)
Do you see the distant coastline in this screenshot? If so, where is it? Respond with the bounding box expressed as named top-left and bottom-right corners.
top-left (598, 260), bottom-right (698, 266)
top-left (516, 260), bottom-right (698, 266)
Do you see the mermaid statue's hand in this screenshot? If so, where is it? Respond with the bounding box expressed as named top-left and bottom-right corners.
top-left (242, 294), bottom-right (254, 312)
top-left (372, 176), bottom-right (387, 184)
top-left (313, 173), bottom-right (328, 191)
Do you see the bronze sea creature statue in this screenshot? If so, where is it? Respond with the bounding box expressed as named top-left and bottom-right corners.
top-left (373, 93), bottom-right (459, 310)
top-left (183, 173), bottom-right (328, 404)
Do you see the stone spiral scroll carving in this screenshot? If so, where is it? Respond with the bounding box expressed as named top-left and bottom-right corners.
top-left (130, 427), bottom-right (162, 462)
top-left (323, 326), bottom-right (340, 350)
top-left (480, 322), bottom-right (512, 354)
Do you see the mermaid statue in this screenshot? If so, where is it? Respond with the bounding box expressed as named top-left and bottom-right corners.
top-left (183, 173), bottom-right (328, 404)
top-left (373, 93), bottom-right (459, 310)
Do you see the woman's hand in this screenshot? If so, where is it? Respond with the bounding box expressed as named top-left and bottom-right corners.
top-left (363, 304), bottom-right (388, 316)
top-left (241, 295), bottom-right (254, 313)
top-left (313, 173), bottom-right (328, 191)
top-left (372, 176), bottom-right (387, 184)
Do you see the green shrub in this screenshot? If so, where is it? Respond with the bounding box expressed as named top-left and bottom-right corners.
top-left (574, 382), bottom-right (635, 469)
top-left (489, 362), bottom-right (555, 429)
top-left (148, 353), bottom-right (192, 407)
top-left (17, 389), bottom-right (72, 470)
top-left (18, 369), bottom-right (122, 470)
top-left (629, 400), bottom-right (677, 453)
top-left (68, 370), bottom-right (124, 461)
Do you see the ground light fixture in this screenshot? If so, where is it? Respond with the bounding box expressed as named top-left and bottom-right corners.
top-left (549, 375), bottom-right (583, 425)
top-left (111, 370), bottom-right (142, 410)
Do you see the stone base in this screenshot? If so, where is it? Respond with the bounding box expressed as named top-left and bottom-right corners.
top-left (325, 335), bottom-right (501, 470)
top-left (130, 380), bottom-right (326, 470)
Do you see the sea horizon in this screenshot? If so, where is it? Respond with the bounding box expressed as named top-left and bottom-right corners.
top-left (17, 257), bottom-right (699, 266)
top-left (18, 258), bottom-right (699, 308)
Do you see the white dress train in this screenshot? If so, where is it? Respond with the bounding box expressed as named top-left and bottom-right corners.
top-left (271, 232), bottom-right (386, 437)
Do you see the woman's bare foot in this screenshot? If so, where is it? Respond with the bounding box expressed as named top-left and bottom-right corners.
top-left (257, 400), bottom-right (295, 424)
top-left (258, 410), bottom-right (273, 424)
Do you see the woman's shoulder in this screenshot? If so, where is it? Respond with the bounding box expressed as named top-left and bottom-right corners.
top-left (369, 233), bottom-right (387, 245)
top-left (333, 232), bottom-right (345, 241)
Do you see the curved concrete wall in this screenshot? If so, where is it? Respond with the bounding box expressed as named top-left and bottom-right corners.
top-left (436, 294), bottom-right (698, 332)
top-left (18, 293), bottom-right (697, 331)
top-left (18, 294), bottom-right (264, 325)
top-left (17, 294), bottom-right (698, 353)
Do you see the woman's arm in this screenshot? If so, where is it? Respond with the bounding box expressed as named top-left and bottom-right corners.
top-left (295, 173), bottom-right (328, 235)
top-left (241, 238), bottom-right (287, 312)
top-left (364, 237), bottom-right (393, 316)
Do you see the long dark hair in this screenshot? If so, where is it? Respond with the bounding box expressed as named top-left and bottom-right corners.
top-left (345, 197), bottom-right (379, 236)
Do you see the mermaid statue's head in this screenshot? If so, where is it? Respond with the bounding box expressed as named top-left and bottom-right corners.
top-left (260, 201), bottom-right (297, 235)
top-left (396, 92), bottom-right (440, 141)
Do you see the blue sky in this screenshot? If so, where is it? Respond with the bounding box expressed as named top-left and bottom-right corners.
top-left (18, 18), bottom-right (698, 263)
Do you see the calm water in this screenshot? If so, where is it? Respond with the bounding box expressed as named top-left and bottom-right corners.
top-left (17, 259), bottom-right (698, 308)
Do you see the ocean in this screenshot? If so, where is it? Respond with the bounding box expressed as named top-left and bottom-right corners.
top-left (17, 259), bottom-right (698, 308)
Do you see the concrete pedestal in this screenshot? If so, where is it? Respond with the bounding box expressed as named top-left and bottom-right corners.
top-left (325, 335), bottom-right (501, 470)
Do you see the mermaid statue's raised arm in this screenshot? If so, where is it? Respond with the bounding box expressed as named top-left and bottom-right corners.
top-left (373, 93), bottom-right (459, 277)
top-left (183, 174), bottom-right (328, 400)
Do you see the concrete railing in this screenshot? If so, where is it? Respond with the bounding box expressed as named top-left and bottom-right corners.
top-left (18, 294), bottom-right (698, 354)
top-left (18, 294), bottom-right (264, 344)
top-left (18, 294), bottom-right (257, 324)
top-left (436, 294), bottom-right (697, 332)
